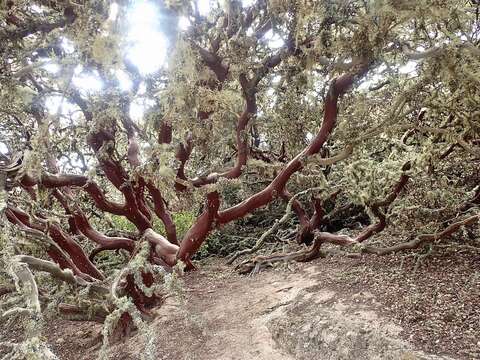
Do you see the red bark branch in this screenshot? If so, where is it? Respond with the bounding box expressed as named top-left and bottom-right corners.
top-left (6, 206), bottom-right (45, 233)
top-left (355, 162), bottom-right (410, 243)
top-left (120, 182), bottom-right (152, 231)
top-left (177, 192), bottom-right (220, 266)
top-left (70, 206), bottom-right (135, 254)
top-left (83, 181), bottom-right (126, 215)
top-left (47, 223), bottom-right (104, 280)
top-left (24, 173), bottom-right (126, 215)
top-left (159, 121), bottom-right (173, 144)
top-left (190, 94), bottom-right (256, 186)
top-left (6, 206), bottom-right (103, 280)
top-left (175, 134), bottom-right (193, 191)
top-left (133, 178), bottom-right (153, 221)
top-left (217, 66), bottom-right (369, 224)
top-left (362, 214), bottom-right (479, 255)
top-left (280, 188), bottom-right (310, 228)
top-left (22, 172), bottom-right (152, 233)
top-left (51, 189), bottom-right (136, 263)
top-left (302, 164), bottom-right (410, 249)
top-left (177, 62), bottom-right (370, 264)
top-left (52, 189), bottom-right (80, 235)
top-left (146, 182), bottom-right (178, 245)
top-left (185, 46), bottom-right (290, 189)
top-left (196, 46), bottom-right (229, 83)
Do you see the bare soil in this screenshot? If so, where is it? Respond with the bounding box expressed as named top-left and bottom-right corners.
top-left (1, 249), bottom-right (479, 359)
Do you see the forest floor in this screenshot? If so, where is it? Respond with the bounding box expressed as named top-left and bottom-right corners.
top-left (1, 248), bottom-right (479, 359)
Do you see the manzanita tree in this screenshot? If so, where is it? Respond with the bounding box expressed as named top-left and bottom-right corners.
top-left (0, 0), bottom-right (479, 355)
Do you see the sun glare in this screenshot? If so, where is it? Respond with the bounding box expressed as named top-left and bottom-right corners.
top-left (398, 60), bottom-right (418, 74)
top-left (263, 29), bottom-right (284, 49)
top-left (62, 0), bottom-right (263, 118)
top-left (42, 62), bottom-right (60, 74)
top-left (197, 0), bottom-right (212, 16)
top-left (0, 142), bottom-right (8, 154)
top-left (72, 71), bottom-right (103, 93)
top-left (126, 1), bottom-right (167, 75)
top-left (115, 69), bottom-right (133, 91)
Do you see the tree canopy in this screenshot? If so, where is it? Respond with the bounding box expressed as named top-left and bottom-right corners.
top-left (0, 0), bottom-right (479, 358)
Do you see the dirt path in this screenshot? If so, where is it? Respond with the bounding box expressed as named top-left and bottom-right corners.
top-left (179, 267), bottom-right (298, 360)
top-left (35, 257), bottom-right (470, 360)
top-left (133, 263), bottom-right (306, 360)
top-left (154, 262), bottom-right (452, 360)
top-left (4, 252), bottom-right (477, 359)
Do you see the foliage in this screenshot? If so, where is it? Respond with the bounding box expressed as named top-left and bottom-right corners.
top-left (0, 0), bottom-right (479, 356)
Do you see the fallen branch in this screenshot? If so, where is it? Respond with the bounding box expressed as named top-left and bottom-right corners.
top-left (236, 163), bottom-right (410, 274)
top-left (236, 236), bottom-right (325, 275)
top-left (362, 214), bottom-right (479, 255)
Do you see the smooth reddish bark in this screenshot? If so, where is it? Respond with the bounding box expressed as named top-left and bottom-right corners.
top-left (71, 208), bottom-right (135, 254)
top-left (146, 182), bottom-right (178, 245)
top-left (6, 206), bottom-right (103, 280)
top-left (177, 65), bottom-right (369, 264)
top-left (218, 68), bottom-right (368, 223)
top-left (47, 223), bottom-right (105, 280)
top-left (177, 192), bottom-right (220, 265)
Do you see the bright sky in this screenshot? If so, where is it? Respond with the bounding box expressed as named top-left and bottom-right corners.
top-left (0, 142), bottom-right (7, 154)
top-left (125, 1), bottom-right (167, 75)
top-left (0, 0), bottom-right (428, 160)
top-left (43, 1), bottom-right (169, 118)
top-left (72, 0), bottom-right (257, 79)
